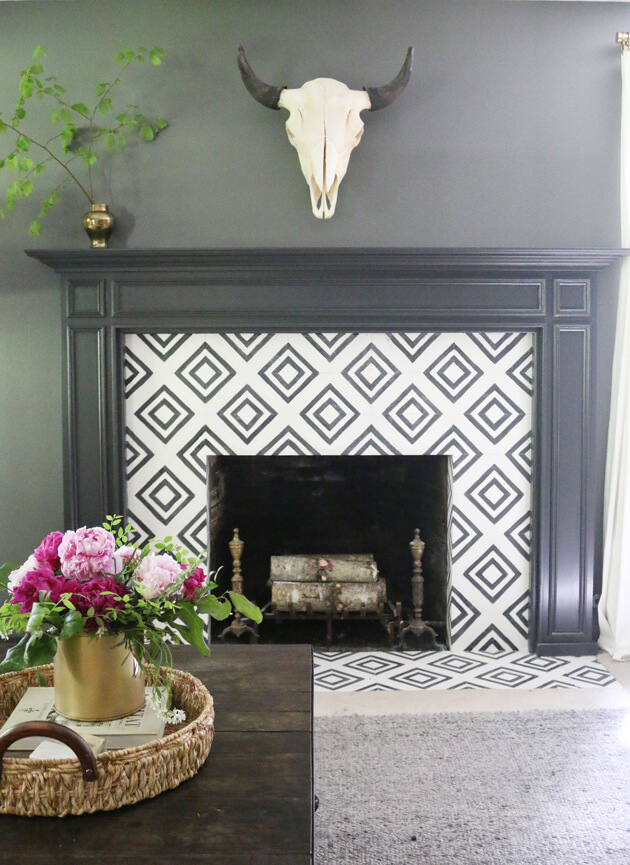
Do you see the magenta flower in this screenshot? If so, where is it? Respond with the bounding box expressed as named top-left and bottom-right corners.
top-left (63, 577), bottom-right (128, 632)
top-left (134, 554), bottom-right (181, 600)
top-left (58, 526), bottom-right (116, 582)
top-left (34, 530), bottom-right (64, 571)
top-left (181, 566), bottom-right (207, 601)
top-left (12, 561), bottom-right (66, 614)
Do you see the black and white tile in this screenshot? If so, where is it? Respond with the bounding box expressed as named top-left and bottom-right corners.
top-left (313, 651), bottom-right (618, 692)
top-left (123, 331), bottom-right (533, 652)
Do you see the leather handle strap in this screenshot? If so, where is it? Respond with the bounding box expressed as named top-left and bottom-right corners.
top-left (0, 721), bottom-right (98, 782)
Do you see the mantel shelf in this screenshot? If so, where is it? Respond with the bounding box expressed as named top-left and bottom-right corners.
top-left (26, 246), bottom-right (630, 277)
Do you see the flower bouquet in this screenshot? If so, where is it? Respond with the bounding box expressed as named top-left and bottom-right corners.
top-left (0, 516), bottom-right (262, 714)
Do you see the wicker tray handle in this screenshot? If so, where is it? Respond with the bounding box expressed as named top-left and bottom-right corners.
top-left (0, 721), bottom-right (98, 782)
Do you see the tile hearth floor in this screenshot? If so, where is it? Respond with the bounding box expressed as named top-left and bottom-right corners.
top-left (313, 650), bottom-right (630, 716)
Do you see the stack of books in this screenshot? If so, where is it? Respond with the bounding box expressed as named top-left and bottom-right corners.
top-left (1, 687), bottom-right (168, 753)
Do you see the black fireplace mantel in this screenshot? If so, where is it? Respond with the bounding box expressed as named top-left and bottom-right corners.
top-left (28, 247), bottom-right (628, 655)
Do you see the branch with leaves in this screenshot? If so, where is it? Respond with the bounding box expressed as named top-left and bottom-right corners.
top-left (0, 45), bottom-right (167, 236)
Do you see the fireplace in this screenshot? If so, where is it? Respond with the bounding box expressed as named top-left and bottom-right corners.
top-left (207, 455), bottom-right (451, 645)
top-left (29, 247), bottom-right (626, 655)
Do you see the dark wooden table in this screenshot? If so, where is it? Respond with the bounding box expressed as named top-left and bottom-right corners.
top-left (0, 644), bottom-right (314, 864)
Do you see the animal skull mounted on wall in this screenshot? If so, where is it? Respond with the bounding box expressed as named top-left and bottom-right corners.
top-left (237, 45), bottom-right (413, 219)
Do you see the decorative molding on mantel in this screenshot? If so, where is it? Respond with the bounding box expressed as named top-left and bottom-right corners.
top-left (30, 247), bottom-right (628, 656)
top-left (27, 247), bottom-right (629, 276)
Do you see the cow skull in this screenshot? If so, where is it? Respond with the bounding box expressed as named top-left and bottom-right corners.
top-left (237, 46), bottom-right (413, 219)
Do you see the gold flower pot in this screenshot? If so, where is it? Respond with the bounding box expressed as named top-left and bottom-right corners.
top-left (53, 633), bottom-right (145, 721)
top-left (82, 203), bottom-right (116, 248)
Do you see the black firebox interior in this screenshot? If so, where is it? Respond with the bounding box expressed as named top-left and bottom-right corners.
top-left (207, 455), bottom-right (450, 644)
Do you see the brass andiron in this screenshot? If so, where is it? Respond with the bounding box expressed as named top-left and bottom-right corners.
top-left (219, 528), bottom-right (258, 642)
top-left (398, 528), bottom-right (440, 649)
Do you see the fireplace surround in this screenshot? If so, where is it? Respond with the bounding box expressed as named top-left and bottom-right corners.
top-left (29, 247), bottom-right (626, 655)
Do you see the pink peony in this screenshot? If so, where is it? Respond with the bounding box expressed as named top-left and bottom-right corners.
top-left (12, 561), bottom-right (66, 614)
top-left (181, 566), bottom-right (207, 601)
top-left (58, 526), bottom-right (116, 582)
top-left (134, 554), bottom-right (181, 600)
top-left (33, 530), bottom-right (64, 571)
top-left (63, 577), bottom-right (128, 632)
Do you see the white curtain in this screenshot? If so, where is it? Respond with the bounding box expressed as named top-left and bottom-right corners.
top-left (599, 49), bottom-right (630, 659)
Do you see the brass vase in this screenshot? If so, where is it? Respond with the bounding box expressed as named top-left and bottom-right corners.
top-left (53, 633), bottom-right (145, 721)
top-left (82, 203), bottom-right (115, 248)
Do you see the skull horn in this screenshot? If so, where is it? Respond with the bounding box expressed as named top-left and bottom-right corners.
top-left (237, 45), bottom-right (285, 110)
top-left (365, 46), bottom-right (414, 111)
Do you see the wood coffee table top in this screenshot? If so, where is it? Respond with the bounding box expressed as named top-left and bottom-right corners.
top-left (0, 643), bottom-right (314, 865)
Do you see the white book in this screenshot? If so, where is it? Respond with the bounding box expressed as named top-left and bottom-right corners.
top-left (1, 687), bottom-right (168, 752)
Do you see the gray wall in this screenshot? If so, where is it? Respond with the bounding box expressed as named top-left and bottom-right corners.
top-left (0, 0), bottom-right (624, 561)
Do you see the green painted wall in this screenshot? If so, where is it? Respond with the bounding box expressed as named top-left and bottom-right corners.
top-left (0, 0), bottom-right (624, 560)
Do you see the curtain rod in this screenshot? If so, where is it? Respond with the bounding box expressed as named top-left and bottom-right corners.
top-left (617, 32), bottom-right (630, 53)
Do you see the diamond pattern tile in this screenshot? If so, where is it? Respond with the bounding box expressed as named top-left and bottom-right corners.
top-left (303, 332), bottom-right (358, 360)
top-left (177, 425), bottom-right (235, 481)
top-left (178, 508), bottom-right (209, 557)
top-left (175, 344), bottom-right (235, 403)
top-left (450, 506), bottom-right (483, 562)
top-left (464, 465), bottom-right (523, 524)
top-left (123, 331), bottom-right (535, 651)
top-left (503, 591), bottom-right (530, 640)
top-left (124, 348), bottom-right (153, 398)
top-left (136, 467), bottom-right (194, 523)
top-left (426, 426), bottom-right (481, 479)
top-left (468, 332), bottom-right (527, 363)
top-left (383, 385), bottom-right (440, 444)
top-left (386, 332), bottom-right (440, 361)
top-left (217, 385), bottom-right (277, 444)
top-left (259, 426), bottom-right (319, 456)
top-left (259, 344), bottom-right (318, 402)
top-left (342, 343), bottom-right (401, 402)
top-left (138, 333), bottom-right (191, 360)
top-left (507, 349), bottom-right (535, 396)
top-left (344, 426), bottom-right (401, 456)
top-left (134, 385), bottom-right (194, 443)
top-left (124, 428), bottom-right (153, 480)
top-left (313, 651), bottom-right (617, 691)
top-left (465, 386), bottom-right (526, 445)
top-left (505, 512), bottom-right (532, 560)
top-left (507, 432), bottom-right (533, 482)
top-left (221, 333), bottom-right (273, 360)
top-left (301, 384), bottom-right (360, 444)
top-left (425, 344), bottom-right (483, 401)
top-left (464, 545), bottom-right (521, 602)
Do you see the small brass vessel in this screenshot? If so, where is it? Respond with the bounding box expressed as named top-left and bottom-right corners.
top-left (83, 203), bottom-right (115, 248)
top-left (54, 633), bottom-right (145, 721)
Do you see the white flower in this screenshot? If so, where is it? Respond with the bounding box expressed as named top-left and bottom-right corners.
top-left (109, 545), bottom-right (138, 576)
top-left (7, 555), bottom-right (39, 591)
top-left (147, 689), bottom-right (187, 724)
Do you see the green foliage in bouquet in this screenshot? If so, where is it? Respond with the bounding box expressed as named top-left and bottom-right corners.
top-left (0, 45), bottom-right (167, 236)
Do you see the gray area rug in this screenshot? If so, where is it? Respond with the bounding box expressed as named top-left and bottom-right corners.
top-left (314, 710), bottom-right (630, 865)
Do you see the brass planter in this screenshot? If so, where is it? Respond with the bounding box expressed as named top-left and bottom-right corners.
top-left (82, 203), bottom-right (115, 248)
top-left (53, 633), bottom-right (145, 721)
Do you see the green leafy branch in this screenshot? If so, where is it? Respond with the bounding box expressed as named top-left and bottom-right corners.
top-left (0, 45), bottom-right (167, 236)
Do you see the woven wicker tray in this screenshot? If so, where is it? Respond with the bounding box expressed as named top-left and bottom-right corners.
top-left (0, 664), bottom-right (215, 817)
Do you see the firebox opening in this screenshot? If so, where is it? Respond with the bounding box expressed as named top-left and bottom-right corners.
top-left (207, 455), bottom-right (451, 647)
